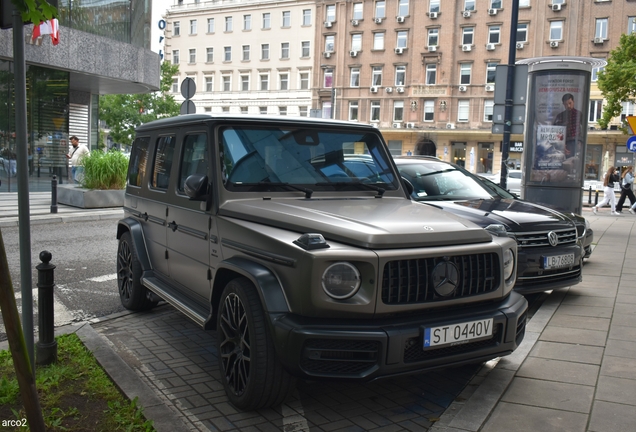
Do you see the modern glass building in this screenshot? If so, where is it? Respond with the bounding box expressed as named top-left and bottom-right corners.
top-left (0, 0), bottom-right (160, 192)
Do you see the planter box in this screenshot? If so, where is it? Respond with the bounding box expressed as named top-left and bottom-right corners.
top-left (57, 184), bottom-right (124, 209)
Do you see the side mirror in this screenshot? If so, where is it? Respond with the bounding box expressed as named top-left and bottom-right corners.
top-left (184, 174), bottom-right (209, 200)
top-left (401, 176), bottom-right (414, 197)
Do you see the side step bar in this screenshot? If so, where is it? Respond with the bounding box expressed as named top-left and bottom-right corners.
top-left (141, 275), bottom-right (209, 328)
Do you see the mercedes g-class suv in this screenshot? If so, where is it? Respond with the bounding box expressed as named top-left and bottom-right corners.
top-left (116, 114), bottom-right (527, 411)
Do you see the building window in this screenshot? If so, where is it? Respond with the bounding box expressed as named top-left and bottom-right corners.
top-left (279, 73), bottom-right (289, 90)
top-left (629, 17), bottom-right (636, 35)
top-left (387, 140), bottom-right (402, 156)
top-left (241, 106), bottom-right (248, 114)
top-left (373, 32), bottom-right (385, 50)
top-left (326, 5), bottom-right (336, 22)
top-left (464, 0), bottom-right (475, 11)
top-left (243, 15), bottom-right (251, 31)
top-left (460, 63), bottom-right (471, 85)
top-left (490, 0), bottom-right (502, 8)
top-left (189, 49), bottom-right (196, 64)
top-left (302, 9), bottom-right (312, 26)
top-left (486, 62), bottom-right (497, 84)
top-left (428, 28), bottom-right (439, 46)
top-left (322, 102), bottom-right (332, 119)
top-left (517, 23), bottom-right (528, 42)
top-left (241, 75), bottom-right (249, 91)
top-left (207, 18), bottom-right (214, 33)
top-left (351, 34), bottom-right (362, 51)
top-left (375, 1), bottom-right (386, 19)
top-left (281, 42), bottom-right (290, 59)
top-left (592, 65), bottom-right (605, 82)
top-left (353, 3), bottom-right (363, 20)
top-left (395, 66), bottom-right (406, 86)
top-left (299, 72), bottom-right (309, 89)
top-left (350, 67), bottom-right (360, 87)
top-left (372, 66), bottom-right (383, 86)
top-left (484, 100), bottom-right (494, 122)
top-left (172, 49), bottom-right (179, 64)
top-left (349, 101), bottom-right (359, 121)
top-left (426, 64), bottom-right (436, 85)
top-left (279, 106), bottom-right (287, 115)
top-left (589, 100), bottom-right (603, 123)
top-left (205, 76), bottom-right (213, 92)
top-left (325, 35), bottom-right (335, 52)
top-left (204, 107), bottom-right (211, 113)
top-left (424, 100), bottom-right (435, 121)
top-left (595, 18), bottom-right (608, 40)
top-left (398, 0), bottom-right (409, 17)
top-left (259, 106), bottom-right (267, 114)
top-left (222, 107), bottom-right (229, 112)
top-left (550, 21), bottom-right (563, 41)
top-left (206, 47), bottom-right (213, 62)
top-left (519, 0), bottom-right (530, 6)
top-left (190, 19), bottom-right (197, 35)
top-left (174, 21), bottom-right (180, 36)
top-left (396, 31), bottom-right (408, 48)
top-left (282, 11), bottom-right (291, 27)
top-left (393, 101), bottom-right (404, 122)
top-left (225, 16), bottom-right (232, 32)
top-left (242, 45), bottom-right (250, 61)
top-left (224, 46), bottom-right (231, 61)
top-left (260, 74), bottom-right (269, 90)
top-left (324, 69), bottom-right (333, 88)
top-left (370, 101), bottom-right (381, 121)
top-left (553, 0), bottom-right (564, 4)
top-left (430, 0), bottom-right (440, 13)
top-left (477, 143), bottom-right (494, 173)
top-left (462, 27), bottom-right (474, 45)
top-left (301, 41), bottom-right (310, 57)
top-left (263, 13), bottom-right (271, 29)
top-left (458, 100), bottom-right (469, 122)
top-left (261, 44), bottom-right (270, 60)
top-left (488, 26), bottom-right (501, 44)
top-left (172, 78), bottom-right (178, 93)
top-left (299, 106), bottom-right (308, 117)
top-left (222, 75), bottom-right (231, 91)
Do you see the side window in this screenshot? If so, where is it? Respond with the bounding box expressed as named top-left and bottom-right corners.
top-left (128, 136), bottom-right (150, 187)
top-left (151, 135), bottom-right (176, 190)
top-left (178, 133), bottom-right (208, 192)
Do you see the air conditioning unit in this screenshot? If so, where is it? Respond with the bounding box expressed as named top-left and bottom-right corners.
top-left (323, 51), bottom-right (332, 58)
top-left (485, 85), bottom-right (495, 92)
top-left (371, 122), bottom-right (379, 128)
top-left (428, 45), bottom-right (437, 52)
top-left (385, 87), bottom-right (393, 93)
top-left (463, 10), bottom-right (471, 18)
top-left (396, 87), bottom-right (404, 93)
top-left (397, 16), bottom-right (405, 23)
top-left (392, 123), bottom-right (401, 129)
top-left (552, 4), bottom-right (562, 11)
top-left (370, 86), bottom-right (378, 93)
top-left (395, 47), bottom-right (404, 54)
top-left (406, 122), bottom-right (415, 129)
top-left (324, 21), bottom-right (333, 28)
top-left (429, 12), bottom-right (438, 19)
top-left (462, 44), bottom-right (472, 52)
top-left (516, 42), bottom-right (525, 49)
top-left (550, 41), bottom-right (559, 48)
top-left (594, 37), bottom-right (605, 44)
top-left (446, 123), bottom-right (456, 129)
top-left (374, 17), bottom-right (383, 24)
top-left (486, 43), bottom-right (496, 51)
top-left (488, 8), bottom-right (498, 15)
top-left (351, 19), bottom-right (359, 26)
top-left (349, 50), bottom-right (358, 57)
top-left (459, 85), bottom-right (467, 92)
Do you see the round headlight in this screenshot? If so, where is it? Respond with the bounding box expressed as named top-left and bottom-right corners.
top-left (503, 248), bottom-right (515, 282)
top-left (322, 262), bottom-right (361, 299)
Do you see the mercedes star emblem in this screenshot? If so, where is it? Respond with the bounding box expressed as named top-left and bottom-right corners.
top-left (431, 259), bottom-right (460, 297)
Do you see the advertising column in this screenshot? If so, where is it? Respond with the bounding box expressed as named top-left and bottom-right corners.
top-left (519, 57), bottom-right (606, 214)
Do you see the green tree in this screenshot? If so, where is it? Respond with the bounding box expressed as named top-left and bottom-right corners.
top-left (597, 33), bottom-right (636, 131)
top-left (11, 0), bottom-right (56, 25)
top-left (99, 62), bottom-right (180, 147)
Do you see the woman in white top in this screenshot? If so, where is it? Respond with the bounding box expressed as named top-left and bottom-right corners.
top-left (592, 166), bottom-right (621, 216)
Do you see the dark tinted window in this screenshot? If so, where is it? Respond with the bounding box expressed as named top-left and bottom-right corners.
top-left (178, 134), bottom-right (208, 192)
top-left (151, 136), bottom-right (176, 190)
top-left (128, 136), bottom-right (150, 187)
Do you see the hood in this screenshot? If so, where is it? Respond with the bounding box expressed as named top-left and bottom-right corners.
top-left (425, 198), bottom-right (574, 232)
top-left (219, 197), bottom-right (493, 249)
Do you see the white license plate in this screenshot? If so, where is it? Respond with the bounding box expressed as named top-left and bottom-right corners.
top-left (543, 253), bottom-right (575, 269)
top-left (423, 318), bottom-right (494, 348)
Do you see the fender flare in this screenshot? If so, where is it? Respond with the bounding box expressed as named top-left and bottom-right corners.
top-left (116, 218), bottom-right (152, 272)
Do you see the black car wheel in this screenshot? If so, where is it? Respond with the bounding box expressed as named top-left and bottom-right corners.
top-left (217, 277), bottom-right (296, 410)
top-left (117, 232), bottom-right (157, 311)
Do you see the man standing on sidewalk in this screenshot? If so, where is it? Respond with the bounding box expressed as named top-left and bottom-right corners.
top-left (66, 136), bottom-right (89, 184)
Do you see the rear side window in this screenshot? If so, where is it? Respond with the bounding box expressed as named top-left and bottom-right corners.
top-left (152, 135), bottom-right (176, 190)
top-left (128, 136), bottom-right (150, 187)
top-left (178, 133), bottom-right (208, 192)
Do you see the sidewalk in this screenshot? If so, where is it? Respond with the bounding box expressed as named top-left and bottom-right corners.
top-left (1, 192), bottom-right (635, 431)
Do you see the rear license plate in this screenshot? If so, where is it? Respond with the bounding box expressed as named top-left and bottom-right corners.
top-left (543, 253), bottom-right (575, 269)
top-left (423, 318), bottom-right (494, 348)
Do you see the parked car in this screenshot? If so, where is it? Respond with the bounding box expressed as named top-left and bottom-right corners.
top-left (394, 156), bottom-right (591, 294)
top-left (116, 115), bottom-right (527, 410)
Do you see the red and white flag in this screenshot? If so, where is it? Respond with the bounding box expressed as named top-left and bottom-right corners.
top-left (32, 19), bottom-right (60, 45)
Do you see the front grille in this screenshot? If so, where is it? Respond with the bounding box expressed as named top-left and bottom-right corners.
top-left (515, 228), bottom-right (577, 247)
top-left (404, 324), bottom-right (502, 363)
top-left (381, 253), bottom-right (500, 305)
top-left (516, 312), bottom-right (527, 344)
top-left (516, 265), bottom-right (581, 288)
top-left (300, 339), bottom-right (380, 375)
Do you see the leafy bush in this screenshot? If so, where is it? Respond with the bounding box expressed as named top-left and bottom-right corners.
top-left (81, 150), bottom-right (129, 190)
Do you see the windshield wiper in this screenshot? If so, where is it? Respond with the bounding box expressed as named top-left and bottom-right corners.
top-left (317, 181), bottom-right (386, 197)
top-left (238, 182), bottom-right (313, 198)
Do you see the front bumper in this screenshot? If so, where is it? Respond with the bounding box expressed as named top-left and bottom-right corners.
top-left (514, 244), bottom-right (582, 294)
top-left (270, 292), bottom-right (527, 380)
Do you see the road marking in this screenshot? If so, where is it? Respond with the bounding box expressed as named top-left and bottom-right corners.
top-left (281, 396), bottom-right (310, 432)
top-left (87, 273), bottom-right (118, 282)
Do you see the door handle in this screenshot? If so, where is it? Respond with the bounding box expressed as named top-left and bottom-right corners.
top-left (168, 221), bottom-right (178, 232)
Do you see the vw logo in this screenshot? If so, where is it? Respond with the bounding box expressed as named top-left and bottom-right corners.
top-left (431, 259), bottom-right (460, 297)
top-left (547, 231), bottom-right (559, 247)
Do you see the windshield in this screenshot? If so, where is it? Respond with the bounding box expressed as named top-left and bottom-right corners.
top-left (220, 125), bottom-right (399, 192)
top-left (397, 160), bottom-right (515, 201)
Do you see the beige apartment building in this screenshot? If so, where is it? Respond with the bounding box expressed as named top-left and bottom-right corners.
top-left (164, 0), bottom-right (636, 182)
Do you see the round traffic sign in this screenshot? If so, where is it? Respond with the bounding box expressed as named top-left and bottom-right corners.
top-left (180, 100), bottom-right (196, 115)
top-left (180, 77), bottom-right (196, 99)
top-left (627, 136), bottom-right (636, 153)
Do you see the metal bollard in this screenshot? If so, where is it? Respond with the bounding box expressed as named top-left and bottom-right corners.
top-left (36, 251), bottom-right (57, 365)
top-left (50, 175), bottom-right (58, 214)
top-left (588, 186), bottom-right (592, 205)
top-left (595, 190), bottom-right (599, 206)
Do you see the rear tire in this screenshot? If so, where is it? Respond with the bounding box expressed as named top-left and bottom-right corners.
top-left (217, 277), bottom-right (296, 410)
top-left (117, 232), bottom-right (157, 311)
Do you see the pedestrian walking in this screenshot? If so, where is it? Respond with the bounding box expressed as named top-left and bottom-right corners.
top-left (593, 166), bottom-right (621, 215)
top-left (65, 136), bottom-right (89, 184)
top-left (616, 166), bottom-right (636, 214)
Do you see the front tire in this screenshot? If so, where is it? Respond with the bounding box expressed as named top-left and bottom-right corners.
top-left (217, 277), bottom-right (296, 410)
top-left (117, 232), bottom-right (157, 311)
